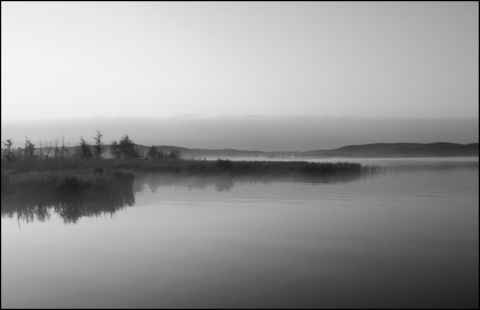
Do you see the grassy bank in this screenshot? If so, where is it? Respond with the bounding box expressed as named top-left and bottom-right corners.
top-left (1, 169), bottom-right (134, 194)
top-left (1, 157), bottom-right (372, 175)
top-left (3, 157), bottom-right (362, 172)
top-left (1, 157), bottom-right (379, 196)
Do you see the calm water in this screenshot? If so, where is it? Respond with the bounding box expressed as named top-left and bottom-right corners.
top-left (2, 158), bottom-right (478, 308)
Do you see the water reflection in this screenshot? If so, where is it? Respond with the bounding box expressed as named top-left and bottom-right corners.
top-left (6, 161), bottom-right (473, 224)
top-left (1, 180), bottom-right (135, 224)
top-left (2, 161), bottom-right (478, 309)
top-left (134, 168), bottom-right (382, 193)
top-left (384, 159), bottom-right (478, 171)
top-left (1, 168), bottom-right (381, 223)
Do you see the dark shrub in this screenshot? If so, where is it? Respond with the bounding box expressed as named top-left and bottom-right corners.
top-left (61, 176), bottom-right (81, 192)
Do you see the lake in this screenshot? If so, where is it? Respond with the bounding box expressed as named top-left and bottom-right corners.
top-left (1, 157), bottom-right (478, 308)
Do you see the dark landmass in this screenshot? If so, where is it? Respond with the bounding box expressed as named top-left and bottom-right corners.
top-left (302, 142), bottom-right (479, 158)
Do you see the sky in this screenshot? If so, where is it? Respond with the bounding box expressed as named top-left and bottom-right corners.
top-left (1, 2), bottom-right (478, 150)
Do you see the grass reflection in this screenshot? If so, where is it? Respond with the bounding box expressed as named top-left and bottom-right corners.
top-left (1, 170), bottom-right (135, 224)
top-left (134, 166), bottom-right (383, 192)
top-left (1, 164), bottom-right (384, 223)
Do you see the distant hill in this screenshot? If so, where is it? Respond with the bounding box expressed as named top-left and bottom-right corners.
top-left (33, 142), bottom-right (478, 159)
top-left (301, 142), bottom-right (479, 158)
top-left (145, 142), bottom-right (478, 158)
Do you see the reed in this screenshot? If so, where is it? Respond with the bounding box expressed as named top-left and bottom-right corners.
top-left (2, 157), bottom-right (371, 177)
top-left (1, 157), bottom-right (379, 199)
top-left (1, 168), bottom-right (134, 196)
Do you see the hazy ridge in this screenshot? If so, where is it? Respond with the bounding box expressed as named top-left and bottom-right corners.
top-left (32, 142), bottom-right (479, 159)
top-left (301, 142), bottom-right (479, 158)
top-left (153, 142), bottom-right (479, 158)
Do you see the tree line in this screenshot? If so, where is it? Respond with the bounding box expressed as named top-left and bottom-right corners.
top-left (1, 130), bottom-right (181, 163)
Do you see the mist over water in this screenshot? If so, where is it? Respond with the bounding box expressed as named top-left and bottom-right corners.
top-left (1, 158), bottom-right (478, 308)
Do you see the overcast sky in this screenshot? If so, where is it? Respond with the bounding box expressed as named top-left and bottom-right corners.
top-left (1, 2), bottom-right (478, 150)
top-left (2, 1), bottom-right (478, 120)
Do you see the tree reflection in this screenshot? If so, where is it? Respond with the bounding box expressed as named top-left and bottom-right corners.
top-left (1, 166), bottom-right (385, 224)
top-left (1, 179), bottom-right (134, 224)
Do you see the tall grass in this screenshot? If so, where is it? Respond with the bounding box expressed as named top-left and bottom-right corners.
top-left (1, 157), bottom-right (376, 177)
top-left (1, 169), bottom-right (134, 194)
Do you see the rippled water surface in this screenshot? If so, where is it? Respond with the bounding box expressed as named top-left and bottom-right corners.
top-left (2, 158), bottom-right (478, 308)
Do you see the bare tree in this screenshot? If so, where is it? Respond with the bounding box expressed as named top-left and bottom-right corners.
top-left (22, 136), bottom-right (35, 159)
top-left (54, 138), bottom-right (59, 159)
top-left (24, 136), bottom-right (29, 159)
top-left (37, 140), bottom-right (43, 160)
top-left (45, 142), bottom-right (53, 159)
top-left (2, 139), bottom-right (15, 163)
top-left (92, 130), bottom-right (104, 160)
top-left (61, 135), bottom-right (65, 159)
